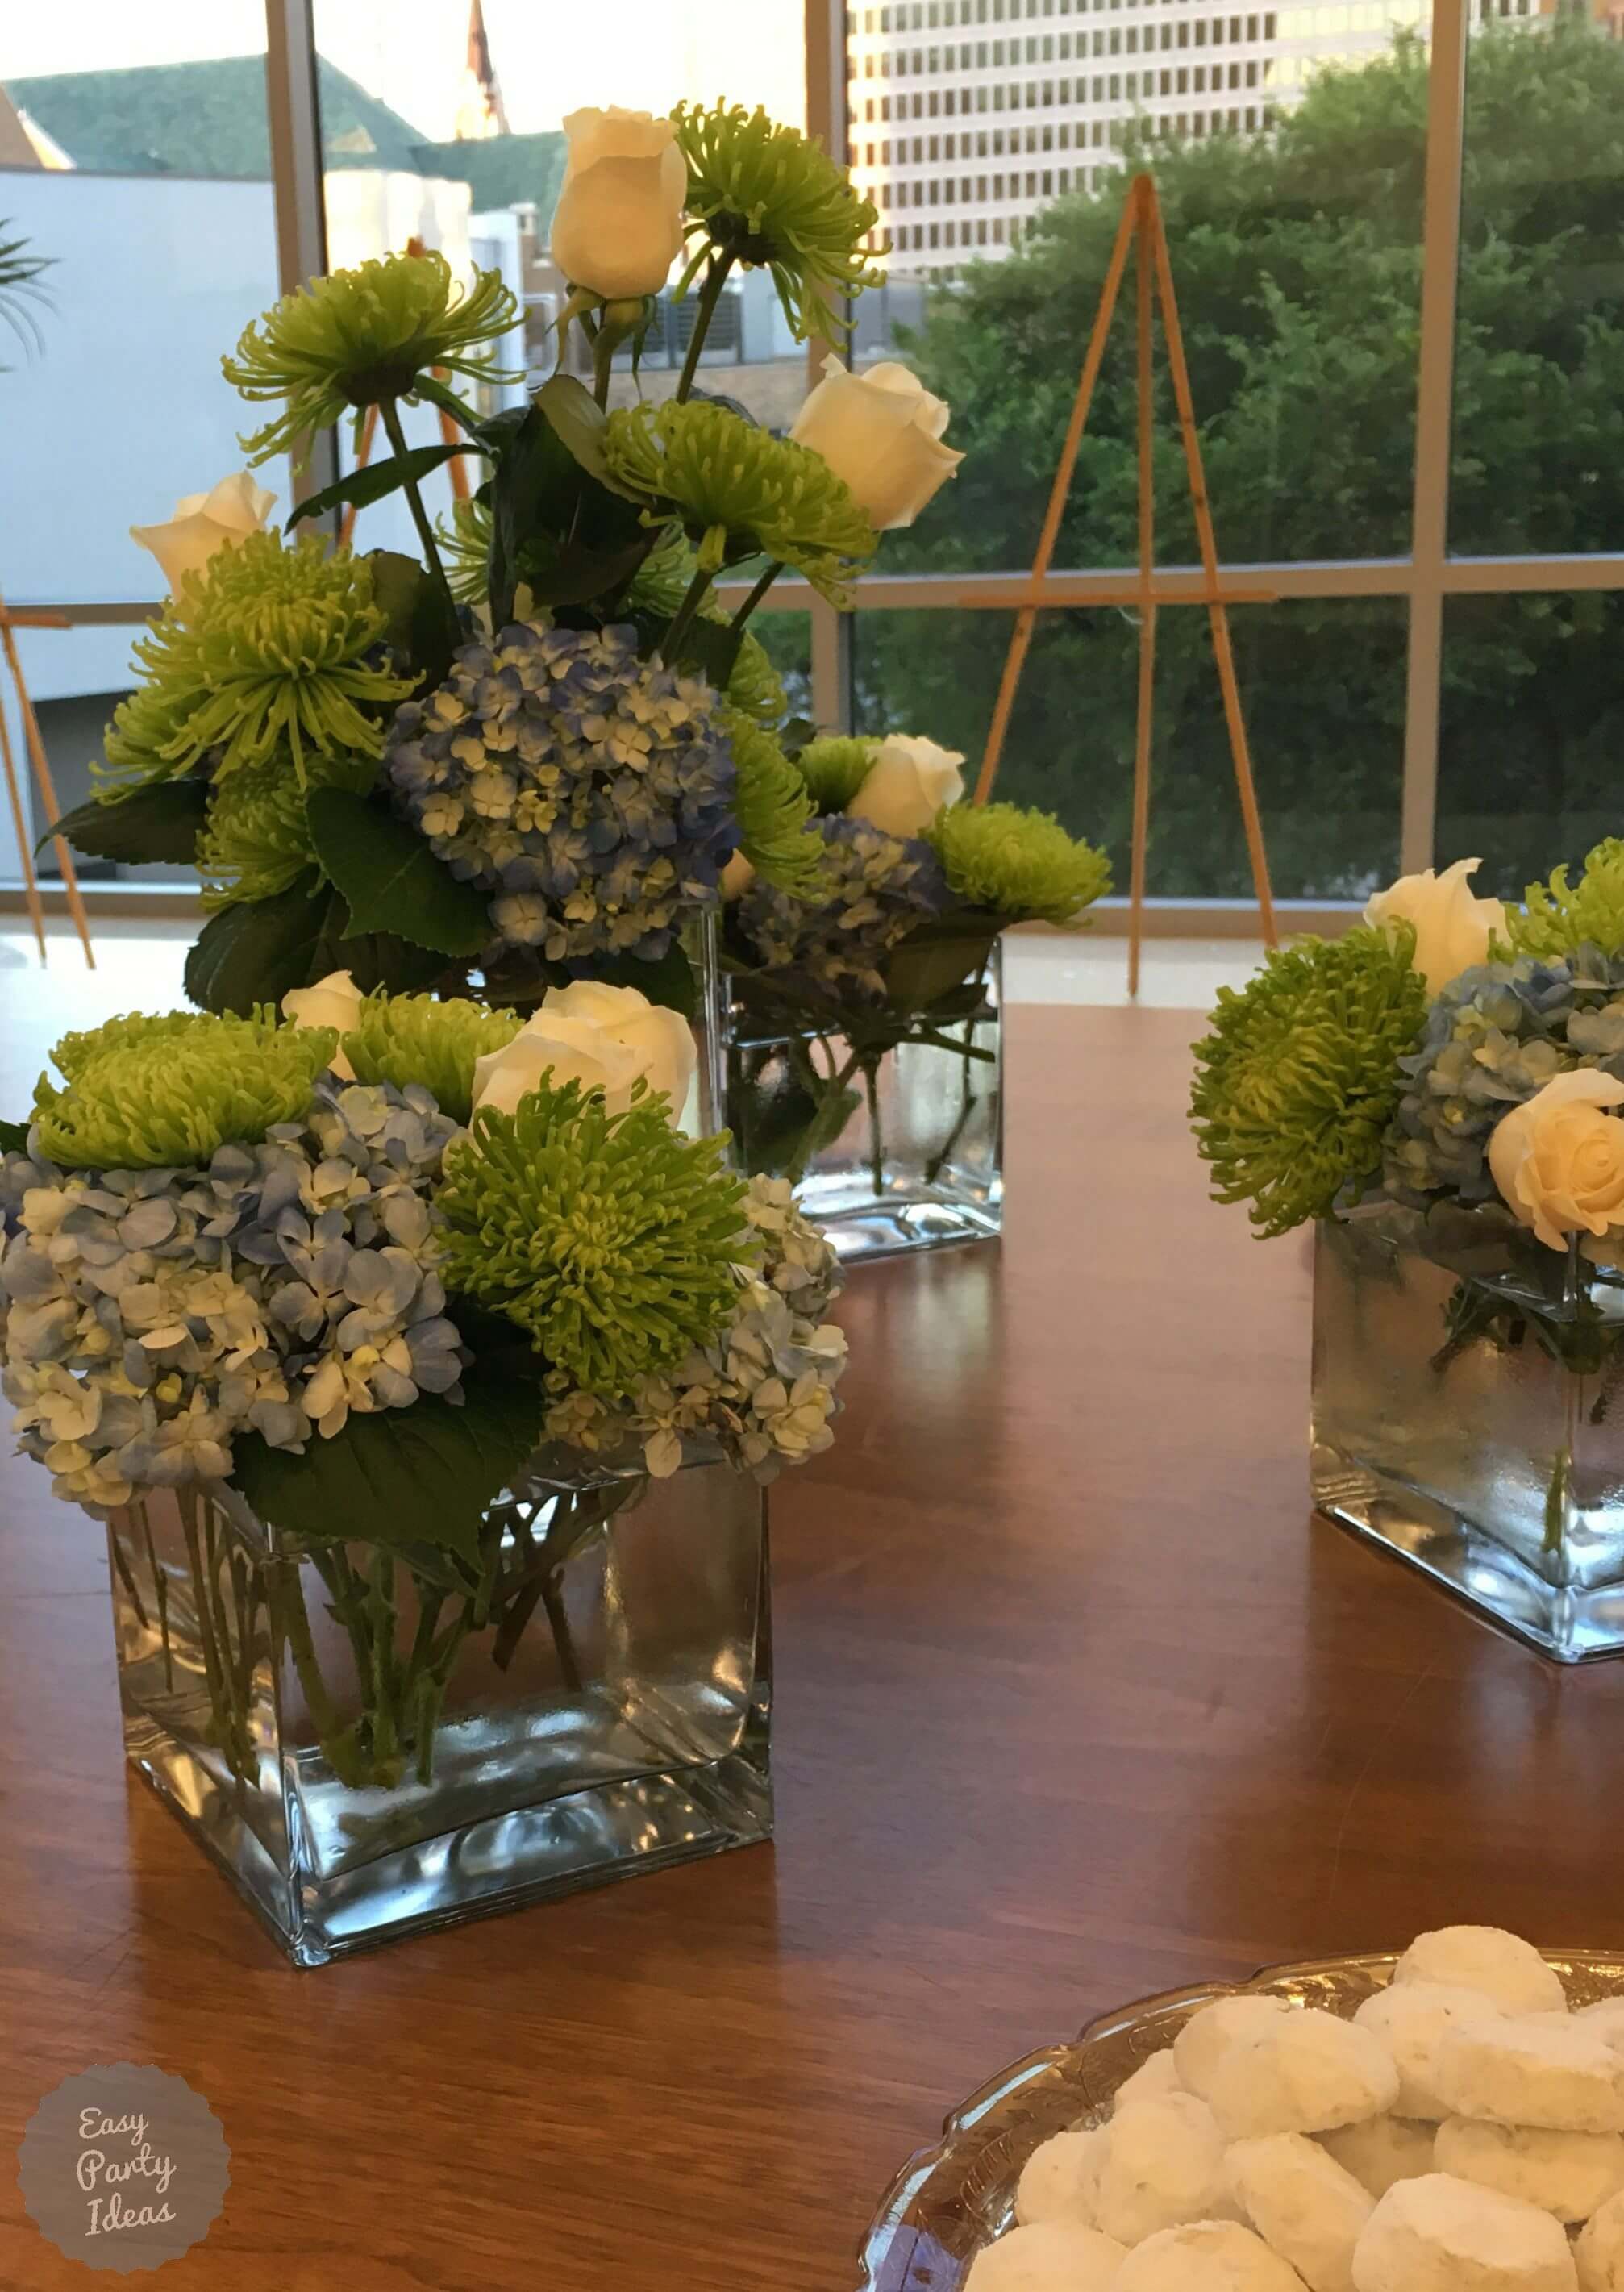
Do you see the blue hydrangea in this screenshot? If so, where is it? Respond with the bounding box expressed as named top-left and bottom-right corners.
top-left (385, 618), bottom-right (737, 965)
top-left (735, 815), bottom-right (949, 1001)
top-left (0, 1080), bottom-right (465, 1511)
top-left (1382, 951), bottom-right (1624, 1205)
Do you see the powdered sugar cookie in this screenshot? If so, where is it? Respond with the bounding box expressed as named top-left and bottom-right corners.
top-left (1393, 1934), bottom-right (1568, 2022)
top-left (1351, 2173), bottom-right (1576, 2292)
top-left (1226, 2132), bottom-right (1374, 2292)
top-left (1207, 2011), bottom-right (1400, 2140)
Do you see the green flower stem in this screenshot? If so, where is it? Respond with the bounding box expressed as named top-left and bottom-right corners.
top-left (1545, 1446), bottom-right (1571, 1560)
top-left (922, 1017), bottom-right (981, 1186)
top-left (365, 1551), bottom-right (401, 1775)
top-left (109, 1511), bottom-right (150, 1633)
top-left (379, 394), bottom-right (454, 611)
top-left (785, 1040), bottom-right (864, 1185)
top-left (136, 1498), bottom-right (175, 1691)
top-left (731, 560), bottom-right (785, 633)
top-left (589, 315), bottom-right (616, 411)
top-left (660, 561), bottom-right (718, 665)
top-left (674, 252), bottom-right (735, 402)
top-left (269, 1561), bottom-right (369, 1790)
top-left (863, 1060), bottom-right (886, 1198)
top-left (179, 1487), bottom-right (253, 1786)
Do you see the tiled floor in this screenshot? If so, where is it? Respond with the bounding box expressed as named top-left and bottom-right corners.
top-left (0, 919), bottom-right (1266, 1106)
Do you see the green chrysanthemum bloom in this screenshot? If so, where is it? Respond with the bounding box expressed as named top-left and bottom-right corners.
top-left (436, 494), bottom-right (493, 606)
top-left (95, 675), bottom-right (208, 798)
top-left (626, 535), bottom-right (787, 726)
top-left (224, 250), bottom-right (520, 463)
top-left (928, 802), bottom-right (1113, 926)
top-left (793, 734), bottom-right (879, 814)
top-left (437, 1081), bottom-right (750, 1399)
top-left (34, 1011), bottom-right (334, 1170)
top-left (723, 709), bottom-right (827, 896)
top-left (196, 747), bottom-right (377, 911)
top-left (602, 401), bottom-right (877, 605)
top-left (115, 533), bottom-right (414, 788)
top-left (1189, 926), bottom-right (1429, 1240)
top-left (1507, 839), bottom-right (1624, 962)
top-left (674, 101), bottom-right (885, 340)
top-left (339, 991), bottom-right (521, 1126)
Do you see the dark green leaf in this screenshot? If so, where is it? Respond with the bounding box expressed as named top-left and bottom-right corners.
top-left (0, 1116), bottom-right (31, 1156)
top-left (184, 870), bottom-right (445, 1015)
top-left (532, 373), bottom-right (640, 499)
top-left (479, 939), bottom-right (697, 1019)
top-left (514, 532), bottom-right (651, 609)
top-left (306, 788), bottom-right (490, 960)
top-left (40, 778), bottom-right (208, 865)
top-left (362, 548), bottom-right (462, 688)
top-left (410, 372), bottom-right (485, 437)
top-left (881, 922), bottom-right (1002, 1014)
top-left (779, 717), bottom-right (817, 758)
top-left (671, 615), bottom-right (744, 694)
top-left (285, 442), bottom-right (475, 529)
top-left (230, 1371), bottom-right (547, 1565)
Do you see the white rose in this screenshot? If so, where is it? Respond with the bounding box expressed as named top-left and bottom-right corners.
top-left (130, 470), bottom-right (276, 600)
top-left (549, 107), bottom-right (687, 300)
top-left (471, 981), bottom-right (695, 1122)
top-left (846, 733), bottom-right (966, 839)
top-left (1489, 1069), bottom-right (1624, 1252)
top-left (790, 355), bottom-right (964, 531)
top-left (281, 969), bottom-right (364, 1081)
top-left (1364, 856), bottom-right (1505, 994)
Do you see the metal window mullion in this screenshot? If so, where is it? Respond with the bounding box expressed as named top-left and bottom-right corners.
top-left (1400, 0), bottom-right (1468, 873)
top-left (264, 0), bottom-right (339, 514)
top-left (806, 0), bottom-right (854, 731)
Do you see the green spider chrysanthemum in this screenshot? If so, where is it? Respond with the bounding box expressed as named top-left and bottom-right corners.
top-left (436, 494), bottom-right (493, 606)
top-left (197, 744), bottom-right (381, 911)
top-left (95, 676), bottom-right (208, 798)
top-left (224, 250), bottom-right (520, 463)
top-left (34, 1010), bottom-right (334, 1170)
top-left (339, 991), bottom-right (521, 1126)
top-left (626, 536), bottom-right (786, 727)
top-left (793, 735), bottom-right (879, 815)
top-left (108, 534), bottom-right (415, 790)
top-left (1507, 839), bottom-right (1624, 962)
top-left (927, 802), bottom-right (1113, 926)
top-left (674, 101), bottom-right (885, 341)
top-left (436, 1081), bottom-right (750, 1400)
top-left (1189, 926), bottom-right (1429, 1240)
top-left (723, 709), bottom-right (827, 895)
top-left (602, 401), bottom-right (877, 604)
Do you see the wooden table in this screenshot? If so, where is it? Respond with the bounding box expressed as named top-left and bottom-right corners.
top-left (3, 1003), bottom-right (1623, 2292)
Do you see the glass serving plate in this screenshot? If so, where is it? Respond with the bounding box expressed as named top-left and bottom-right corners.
top-left (856, 1948), bottom-right (1624, 2292)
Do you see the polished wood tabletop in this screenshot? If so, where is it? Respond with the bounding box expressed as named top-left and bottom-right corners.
top-left (3, 1001), bottom-right (1623, 2292)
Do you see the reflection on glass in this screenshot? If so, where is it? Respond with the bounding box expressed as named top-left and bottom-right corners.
top-left (854, 599), bottom-right (1404, 901)
top-left (847, 27), bottom-right (1423, 569)
top-left (1451, 22), bottom-right (1624, 557)
top-left (1436, 592), bottom-right (1624, 901)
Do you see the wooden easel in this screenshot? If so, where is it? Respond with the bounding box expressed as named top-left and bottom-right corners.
top-left (0, 596), bottom-right (94, 968)
top-left (970, 172), bottom-right (1278, 994)
top-left (339, 235), bottom-right (473, 550)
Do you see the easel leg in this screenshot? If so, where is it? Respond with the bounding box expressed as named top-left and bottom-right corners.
top-left (0, 622), bottom-right (95, 968)
top-left (976, 181), bottom-right (1146, 807)
top-left (1129, 205), bottom-right (1157, 1000)
top-left (1144, 190), bottom-right (1277, 948)
top-left (0, 686), bottom-right (47, 963)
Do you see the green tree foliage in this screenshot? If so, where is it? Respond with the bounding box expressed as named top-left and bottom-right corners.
top-left (860, 26), bottom-right (1624, 900)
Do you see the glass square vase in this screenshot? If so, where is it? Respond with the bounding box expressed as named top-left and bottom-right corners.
top-left (1310, 1207), bottom-right (1624, 1663)
top-left (106, 1452), bottom-right (771, 1965)
top-left (724, 944), bottom-right (1003, 1264)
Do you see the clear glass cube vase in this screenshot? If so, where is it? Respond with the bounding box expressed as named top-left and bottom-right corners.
top-left (724, 944), bottom-right (1003, 1264)
top-left (1311, 1206), bottom-right (1624, 1663)
top-left (106, 1452), bottom-right (771, 1965)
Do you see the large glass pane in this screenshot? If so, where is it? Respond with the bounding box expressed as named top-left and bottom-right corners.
top-left (1451, 19), bottom-right (1624, 557)
top-left (1, 7), bottom-right (284, 604)
top-left (853, 596), bottom-right (1404, 898)
top-left (1435, 591), bottom-right (1624, 900)
top-left (847, 5), bottom-right (1424, 569)
top-left (310, 2), bottom-right (810, 561)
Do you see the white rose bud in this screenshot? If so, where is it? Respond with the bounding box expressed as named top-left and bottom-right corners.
top-left (790, 355), bottom-right (964, 531)
top-left (549, 107), bottom-right (687, 300)
top-left (281, 969), bottom-right (364, 1081)
top-left (1489, 1069), bottom-right (1624, 1252)
top-left (846, 733), bottom-right (966, 840)
top-left (130, 470), bottom-right (277, 601)
top-left (1364, 856), bottom-right (1505, 995)
top-left (470, 981), bottom-right (696, 1123)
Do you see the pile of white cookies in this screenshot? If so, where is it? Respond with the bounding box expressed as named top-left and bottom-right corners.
top-left (968, 1927), bottom-right (1624, 2292)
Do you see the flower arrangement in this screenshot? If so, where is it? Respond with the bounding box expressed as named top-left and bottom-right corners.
top-left (0, 985), bottom-right (846, 1790)
top-left (722, 731), bottom-right (1111, 1217)
top-left (48, 101), bottom-right (962, 1035)
top-left (1190, 841), bottom-right (1624, 1621)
